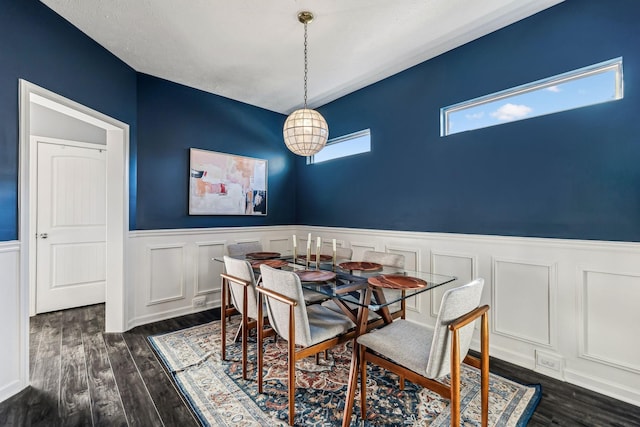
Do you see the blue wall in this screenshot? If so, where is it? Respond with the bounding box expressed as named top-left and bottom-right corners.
top-left (298, 0), bottom-right (640, 242)
top-left (0, 0), bottom-right (137, 240)
top-left (136, 75), bottom-right (294, 229)
top-left (3, 0), bottom-right (639, 242)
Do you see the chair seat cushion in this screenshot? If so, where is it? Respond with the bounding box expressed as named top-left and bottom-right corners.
top-left (357, 319), bottom-right (434, 377)
top-left (306, 305), bottom-right (355, 346)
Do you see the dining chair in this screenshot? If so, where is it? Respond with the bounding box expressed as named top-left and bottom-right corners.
top-left (256, 265), bottom-right (356, 426)
top-left (356, 278), bottom-right (489, 427)
top-left (361, 250), bottom-right (404, 269)
top-left (227, 241), bottom-right (263, 257)
top-left (221, 255), bottom-right (271, 380)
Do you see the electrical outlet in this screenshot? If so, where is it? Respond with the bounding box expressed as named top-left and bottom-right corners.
top-left (192, 296), bottom-right (206, 308)
top-left (535, 350), bottom-right (563, 372)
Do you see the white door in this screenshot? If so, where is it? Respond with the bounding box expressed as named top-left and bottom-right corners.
top-left (36, 140), bottom-right (107, 313)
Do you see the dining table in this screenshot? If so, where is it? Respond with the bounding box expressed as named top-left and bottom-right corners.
top-left (214, 252), bottom-right (457, 426)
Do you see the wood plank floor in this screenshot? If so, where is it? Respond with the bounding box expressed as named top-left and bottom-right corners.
top-left (1, 304), bottom-right (639, 426)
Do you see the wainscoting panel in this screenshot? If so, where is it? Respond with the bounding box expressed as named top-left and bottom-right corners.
top-left (146, 244), bottom-right (186, 306)
top-left (386, 245), bottom-right (421, 311)
top-left (267, 235), bottom-right (293, 256)
top-left (0, 242), bottom-right (25, 402)
top-left (349, 241), bottom-right (376, 260)
top-left (579, 269), bottom-right (640, 373)
top-left (430, 251), bottom-right (476, 317)
top-left (123, 225), bottom-right (640, 406)
top-left (493, 257), bottom-right (553, 346)
top-left (194, 241), bottom-right (225, 298)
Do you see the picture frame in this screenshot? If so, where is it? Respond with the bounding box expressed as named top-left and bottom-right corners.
top-left (189, 148), bottom-right (267, 215)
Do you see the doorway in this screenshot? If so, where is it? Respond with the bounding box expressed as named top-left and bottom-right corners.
top-left (19, 80), bottom-right (129, 344)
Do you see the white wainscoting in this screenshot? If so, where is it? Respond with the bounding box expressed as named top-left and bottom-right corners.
top-left (0, 241), bottom-right (26, 402)
top-left (126, 226), bottom-right (297, 329)
top-left (124, 225), bottom-right (640, 407)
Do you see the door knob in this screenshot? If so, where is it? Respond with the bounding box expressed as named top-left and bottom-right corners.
top-left (39, 233), bottom-right (48, 239)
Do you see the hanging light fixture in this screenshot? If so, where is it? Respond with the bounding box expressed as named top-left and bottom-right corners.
top-left (283, 11), bottom-right (328, 156)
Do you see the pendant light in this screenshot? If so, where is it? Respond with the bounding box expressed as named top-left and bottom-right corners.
top-left (283, 11), bottom-right (329, 156)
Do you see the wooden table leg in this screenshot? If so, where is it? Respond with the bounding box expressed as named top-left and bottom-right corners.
top-left (342, 289), bottom-right (372, 427)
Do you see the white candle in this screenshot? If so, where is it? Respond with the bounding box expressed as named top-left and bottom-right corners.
top-left (293, 234), bottom-right (297, 248)
top-left (316, 237), bottom-right (322, 248)
top-left (332, 239), bottom-right (337, 251)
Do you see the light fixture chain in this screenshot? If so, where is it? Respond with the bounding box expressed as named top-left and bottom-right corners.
top-left (303, 21), bottom-right (308, 109)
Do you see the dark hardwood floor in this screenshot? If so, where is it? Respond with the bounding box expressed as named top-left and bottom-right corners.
top-left (1, 304), bottom-right (638, 426)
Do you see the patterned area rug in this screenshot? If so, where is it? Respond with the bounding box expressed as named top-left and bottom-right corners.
top-left (148, 319), bottom-right (541, 426)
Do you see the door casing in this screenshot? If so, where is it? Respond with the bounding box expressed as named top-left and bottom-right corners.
top-left (18, 79), bottom-right (130, 392)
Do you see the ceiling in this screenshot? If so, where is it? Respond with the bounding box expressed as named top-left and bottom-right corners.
top-left (40, 0), bottom-right (563, 115)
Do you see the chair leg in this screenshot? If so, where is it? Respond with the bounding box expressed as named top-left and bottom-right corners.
top-left (481, 312), bottom-right (490, 427)
top-left (221, 277), bottom-right (227, 361)
top-left (288, 332), bottom-right (296, 425)
top-left (257, 295), bottom-right (264, 394)
top-left (450, 329), bottom-right (461, 427)
top-left (241, 319), bottom-right (248, 380)
top-left (399, 376), bottom-right (405, 390)
top-left (360, 345), bottom-right (367, 419)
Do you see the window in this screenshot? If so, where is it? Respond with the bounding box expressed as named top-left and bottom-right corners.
top-left (441, 57), bottom-right (623, 136)
top-left (308, 129), bottom-right (371, 164)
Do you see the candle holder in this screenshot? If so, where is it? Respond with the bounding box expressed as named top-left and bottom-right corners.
top-left (292, 234), bottom-right (297, 265)
top-left (332, 249), bottom-right (337, 271)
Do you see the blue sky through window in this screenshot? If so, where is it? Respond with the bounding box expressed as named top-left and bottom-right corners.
top-left (442, 58), bottom-right (623, 136)
top-left (309, 129), bottom-right (371, 164)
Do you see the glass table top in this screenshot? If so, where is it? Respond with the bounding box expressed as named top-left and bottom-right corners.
top-left (214, 255), bottom-right (457, 310)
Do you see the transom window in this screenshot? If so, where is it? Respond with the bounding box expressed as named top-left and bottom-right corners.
top-left (441, 57), bottom-right (624, 136)
top-left (308, 129), bottom-right (371, 164)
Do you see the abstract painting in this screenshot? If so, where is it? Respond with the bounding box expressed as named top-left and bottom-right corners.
top-left (189, 148), bottom-right (267, 215)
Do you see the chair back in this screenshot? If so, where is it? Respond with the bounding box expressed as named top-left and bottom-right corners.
top-left (426, 278), bottom-right (485, 379)
top-left (223, 256), bottom-right (260, 319)
top-left (320, 245), bottom-right (353, 260)
top-left (227, 241), bottom-right (263, 257)
top-left (259, 265), bottom-right (314, 347)
top-left (362, 250), bottom-right (405, 268)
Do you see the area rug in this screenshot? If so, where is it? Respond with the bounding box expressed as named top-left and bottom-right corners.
top-left (148, 319), bottom-right (541, 426)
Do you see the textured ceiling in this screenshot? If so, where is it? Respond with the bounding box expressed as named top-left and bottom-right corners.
top-left (40, 0), bottom-right (563, 114)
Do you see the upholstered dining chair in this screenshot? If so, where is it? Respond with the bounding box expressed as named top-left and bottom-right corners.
top-left (356, 278), bottom-right (489, 427)
top-left (227, 241), bottom-right (263, 257)
top-left (361, 250), bottom-right (405, 269)
top-left (221, 255), bottom-right (272, 380)
top-left (256, 265), bottom-right (356, 426)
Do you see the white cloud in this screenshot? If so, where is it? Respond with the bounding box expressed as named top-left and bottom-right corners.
top-left (546, 85), bottom-right (561, 92)
top-left (465, 112), bottom-right (484, 120)
top-left (490, 103), bottom-right (532, 121)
